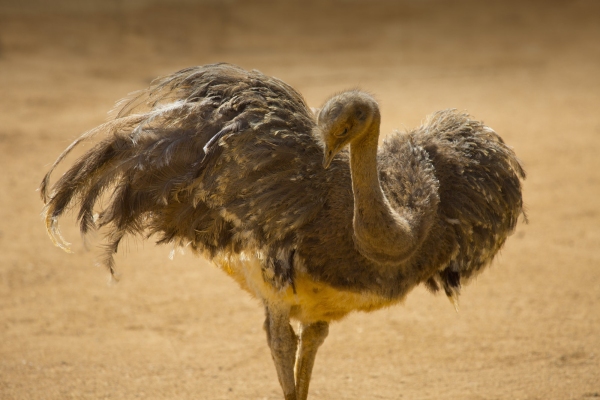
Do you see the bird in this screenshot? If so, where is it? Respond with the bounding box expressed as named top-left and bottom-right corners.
top-left (40, 62), bottom-right (525, 400)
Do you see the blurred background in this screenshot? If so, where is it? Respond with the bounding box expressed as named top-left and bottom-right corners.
top-left (1, 0), bottom-right (599, 399)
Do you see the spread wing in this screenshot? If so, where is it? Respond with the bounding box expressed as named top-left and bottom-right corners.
top-left (40, 63), bottom-right (325, 284)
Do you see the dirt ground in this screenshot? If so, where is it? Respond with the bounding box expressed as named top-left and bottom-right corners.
top-left (1, 0), bottom-right (599, 399)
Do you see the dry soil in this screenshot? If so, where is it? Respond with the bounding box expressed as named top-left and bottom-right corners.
top-left (1, 1), bottom-right (599, 399)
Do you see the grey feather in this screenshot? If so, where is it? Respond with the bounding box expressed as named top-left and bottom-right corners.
top-left (40, 62), bottom-right (525, 300)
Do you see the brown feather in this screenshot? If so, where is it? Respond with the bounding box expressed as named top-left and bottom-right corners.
top-left (40, 63), bottom-right (525, 302)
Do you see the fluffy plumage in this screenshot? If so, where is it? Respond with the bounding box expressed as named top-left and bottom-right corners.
top-left (40, 63), bottom-right (525, 400)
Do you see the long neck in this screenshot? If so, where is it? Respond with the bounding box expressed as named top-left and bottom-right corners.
top-left (349, 120), bottom-right (424, 265)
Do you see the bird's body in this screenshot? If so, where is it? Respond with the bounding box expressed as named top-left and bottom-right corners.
top-left (40, 63), bottom-right (525, 399)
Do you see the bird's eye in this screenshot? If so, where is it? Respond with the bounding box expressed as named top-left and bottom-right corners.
top-left (337, 127), bottom-right (348, 137)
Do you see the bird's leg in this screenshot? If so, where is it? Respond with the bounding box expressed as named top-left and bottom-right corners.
top-left (264, 305), bottom-right (298, 400)
top-left (294, 321), bottom-right (329, 400)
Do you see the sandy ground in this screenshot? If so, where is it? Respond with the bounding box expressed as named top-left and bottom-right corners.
top-left (1, 0), bottom-right (599, 399)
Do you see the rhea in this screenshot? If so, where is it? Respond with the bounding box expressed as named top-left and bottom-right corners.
top-left (40, 63), bottom-right (525, 400)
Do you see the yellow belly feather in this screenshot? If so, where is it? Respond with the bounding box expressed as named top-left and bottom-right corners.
top-left (214, 252), bottom-right (403, 324)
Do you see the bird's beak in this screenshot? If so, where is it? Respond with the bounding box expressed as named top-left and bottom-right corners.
top-left (323, 147), bottom-right (335, 169)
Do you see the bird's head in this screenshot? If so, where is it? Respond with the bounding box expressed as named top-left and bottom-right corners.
top-left (317, 90), bottom-right (380, 169)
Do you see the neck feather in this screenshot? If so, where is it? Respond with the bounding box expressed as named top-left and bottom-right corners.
top-left (349, 121), bottom-right (423, 265)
